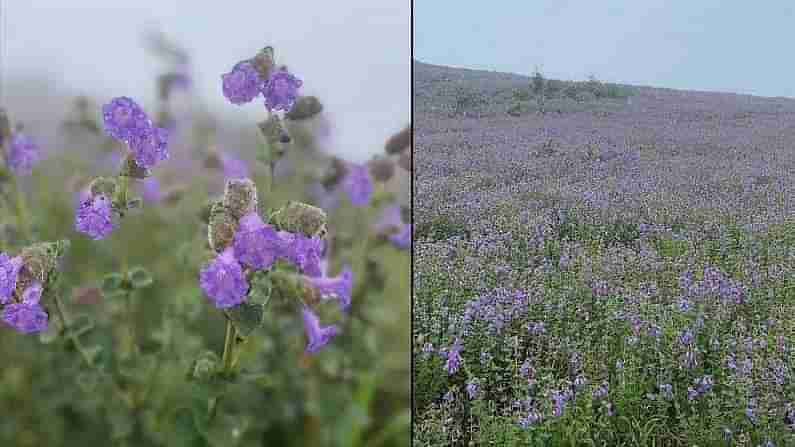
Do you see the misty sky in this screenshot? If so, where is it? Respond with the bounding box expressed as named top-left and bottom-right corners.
top-left (415, 1), bottom-right (795, 98)
top-left (1, 1), bottom-right (409, 161)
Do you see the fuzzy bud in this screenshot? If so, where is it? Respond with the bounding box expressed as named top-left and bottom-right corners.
top-left (320, 157), bottom-right (349, 190)
top-left (222, 178), bottom-right (258, 219)
top-left (270, 270), bottom-right (320, 306)
top-left (189, 351), bottom-right (220, 382)
top-left (89, 177), bottom-right (117, 198)
top-left (258, 114), bottom-right (285, 146)
top-left (0, 108), bottom-right (11, 151)
top-left (398, 149), bottom-right (411, 172)
top-left (199, 198), bottom-right (222, 224)
top-left (368, 156), bottom-right (395, 182)
top-left (252, 47), bottom-right (276, 82)
top-left (273, 201), bottom-right (328, 239)
top-left (285, 96), bottom-right (323, 121)
top-left (119, 153), bottom-right (151, 179)
top-left (208, 203), bottom-right (239, 253)
top-left (15, 240), bottom-right (69, 294)
top-left (385, 126), bottom-right (411, 155)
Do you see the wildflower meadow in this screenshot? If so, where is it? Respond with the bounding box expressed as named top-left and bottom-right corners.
top-left (0, 34), bottom-right (410, 446)
top-left (413, 60), bottom-right (795, 446)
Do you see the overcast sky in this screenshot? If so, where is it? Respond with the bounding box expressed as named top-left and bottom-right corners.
top-left (1, 1), bottom-right (410, 161)
top-left (415, 1), bottom-right (795, 98)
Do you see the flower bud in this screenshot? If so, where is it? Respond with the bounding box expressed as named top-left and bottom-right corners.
top-left (368, 156), bottom-right (395, 182)
top-left (385, 125), bottom-right (411, 155)
top-left (222, 178), bottom-right (258, 219)
top-left (273, 201), bottom-right (328, 239)
top-left (258, 114), bottom-right (285, 146)
top-left (189, 351), bottom-right (220, 382)
top-left (199, 198), bottom-right (222, 224)
top-left (320, 157), bottom-right (348, 190)
top-left (252, 46), bottom-right (275, 82)
top-left (15, 240), bottom-right (68, 294)
top-left (285, 96), bottom-right (323, 121)
top-left (0, 108), bottom-right (11, 150)
top-left (119, 153), bottom-right (152, 179)
top-left (89, 177), bottom-right (117, 198)
top-left (207, 203), bottom-right (239, 253)
top-left (398, 149), bottom-right (411, 172)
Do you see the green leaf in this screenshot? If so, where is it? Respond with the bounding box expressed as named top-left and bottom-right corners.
top-left (101, 272), bottom-right (128, 298)
top-left (248, 271), bottom-right (273, 305)
top-left (224, 302), bottom-right (265, 337)
top-left (126, 197), bottom-right (144, 211)
top-left (128, 266), bottom-right (154, 288)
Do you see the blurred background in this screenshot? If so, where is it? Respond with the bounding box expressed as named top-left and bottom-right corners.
top-left (0, 2), bottom-right (411, 446)
top-left (2, 0), bottom-right (410, 161)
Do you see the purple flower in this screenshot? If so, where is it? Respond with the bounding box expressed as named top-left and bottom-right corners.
top-left (466, 379), bottom-right (479, 399)
top-left (6, 133), bottom-right (41, 176)
top-left (102, 96), bottom-right (150, 141)
top-left (221, 152), bottom-right (249, 179)
top-left (199, 248), bottom-right (249, 309)
top-left (307, 266), bottom-right (353, 311)
top-left (280, 232), bottom-right (323, 277)
top-left (233, 213), bottom-right (283, 270)
top-left (302, 306), bottom-right (339, 353)
top-left (342, 163), bottom-right (373, 207)
top-left (75, 194), bottom-right (115, 240)
top-left (221, 62), bottom-right (264, 105)
top-left (373, 204), bottom-right (403, 234)
top-left (446, 338), bottom-right (462, 375)
top-left (141, 177), bottom-right (163, 203)
top-left (3, 282), bottom-right (48, 334)
top-left (262, 69), bottom-right (302, 112)
top-left (128, 125), bottom-right (169, 169)
top-left (388, 224), bottom-right (411, 250)
top-left (0, 253), bottom-right (23, 304)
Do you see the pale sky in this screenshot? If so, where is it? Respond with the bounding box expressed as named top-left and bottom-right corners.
top-left (1, 1), bottom-right (410, 161)
top-left (415, 0), bottom-right (795, 98)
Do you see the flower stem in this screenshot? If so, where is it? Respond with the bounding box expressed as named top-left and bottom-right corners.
top-left (208, 319), bottom-right (236, 423)
top-left (221, 318), bottom-right (236, 373)
top-left (13, 179), bottom-right (30, 242)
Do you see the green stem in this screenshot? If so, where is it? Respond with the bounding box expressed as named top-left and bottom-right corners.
top-left (53, 291), bottom-right (98, 370)
top-left (14, 179), bottom-right (30, 242)
top-left (209, 319), bottom-right (236, 423)
top-left (117, 174), bottom-right (129, 217)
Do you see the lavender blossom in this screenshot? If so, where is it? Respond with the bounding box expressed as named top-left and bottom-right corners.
top-left (199, 248), bottom-right (249, 309)
top-left (2, 282), bottom-right (48, 334)
top-left (75, 194), bottom-right (115, 240)
top-left (102, 96), bottom-right (150, 141)
top-left (233, 212), bottom-right (283, 270)
top-left (128, 125), bottom-right (169, 169)
top-left (307, 266), bottom-right (353, 311)
top-left (446, 338), bottom-right (462, 375)
top-left (280, 232), bottom-right (323, 277)
top-left (0, 253), bottom-right (23, 304)
top-left (262, 69), bottom-right (303, 112)
top-left (221, 62), bottom-right (264, 105)
top-left (342, 163), bottom-right (373, 207)
top-left (6, 133), bottom-right (41, 175)
top-left (302, 306), bottom-right (339, 353)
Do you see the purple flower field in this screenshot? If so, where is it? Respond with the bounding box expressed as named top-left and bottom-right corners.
top-left (413, 60), bottom-right (795, 445)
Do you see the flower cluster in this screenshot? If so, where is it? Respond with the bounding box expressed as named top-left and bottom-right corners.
top-left (221, 60), bottom-right (302, 113)
top-left (0, 243), bottom-right (67, 334)
top-left (102, 96), bottom-right (169, 169)
top-left (200, 178), bottom-right (352, 353)
top-left (5, 133), bottom-right (42, 176)
top-left (76, 96), bottom-right (170, 240)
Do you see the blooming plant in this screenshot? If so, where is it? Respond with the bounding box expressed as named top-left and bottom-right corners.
top-left (0, 39), bottom-right (409, 446)
top-left (413, 61), bottom-right (793, 446)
